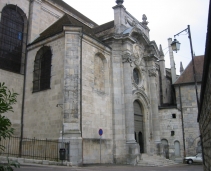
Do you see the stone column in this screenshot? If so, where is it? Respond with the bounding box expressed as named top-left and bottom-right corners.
top-left (123, 52), bottom-right (135, 143)
top-left (61, 26), bottom-right (82, 165)
top-left (146, 55), bottom-right (161, 154)
top-left (122, 39), bottom-right (139, 164)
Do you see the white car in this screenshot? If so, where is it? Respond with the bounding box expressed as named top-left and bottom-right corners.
top-left (185, 153), bottom-right (203, 164)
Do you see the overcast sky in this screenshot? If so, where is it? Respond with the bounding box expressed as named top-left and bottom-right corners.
top-left (63, 0), bottom-right (209, 74)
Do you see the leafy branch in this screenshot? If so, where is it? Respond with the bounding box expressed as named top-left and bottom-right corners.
top-left (0, 82), bottom-right (19, 171)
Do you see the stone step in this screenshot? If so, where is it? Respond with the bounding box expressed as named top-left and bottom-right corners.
top-left (137, 153), bottom-right (178, 167)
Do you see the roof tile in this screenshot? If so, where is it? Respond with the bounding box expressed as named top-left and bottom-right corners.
top-left (174, 55), bottom-right (204, 85)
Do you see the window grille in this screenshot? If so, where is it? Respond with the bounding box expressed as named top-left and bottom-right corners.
top-left (0, 6), bottom-right (24, 73)
top-left (33, 46), bottom-right (52, 92)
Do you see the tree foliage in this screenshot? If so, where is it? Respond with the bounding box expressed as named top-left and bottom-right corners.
top-left (0, 82), bottom-right (19, 170)
top-left (0, 82), bottom-right (18, 114)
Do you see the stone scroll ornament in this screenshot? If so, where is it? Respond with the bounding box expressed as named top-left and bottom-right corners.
top-left (122, 52), bottom-right (135, 64)
top-left (125, 16), bottom-right (137, 27)
top-left (148, 67), bottom-right (157, 77)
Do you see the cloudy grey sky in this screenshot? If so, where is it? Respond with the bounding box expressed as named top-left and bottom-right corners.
top-left (63, 0), bottom-right (209, 74)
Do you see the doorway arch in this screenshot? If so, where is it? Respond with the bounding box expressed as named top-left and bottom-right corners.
top-left (174, 141), bottom-right (181, 156)
top-left (133, 100), bottom-right (144, 153)
top-left (161, 139), bottom-right (169, 159)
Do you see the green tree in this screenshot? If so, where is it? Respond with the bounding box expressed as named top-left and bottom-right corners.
top-left (0, 82), bottom-right (19, 171)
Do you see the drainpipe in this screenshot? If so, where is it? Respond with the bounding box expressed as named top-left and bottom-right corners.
top-left (19, 0), bottom-right (33, 157)
top-left (80, 32), bottom-right (83, 164)
top-left (179, 85), bottom-right (186, 162)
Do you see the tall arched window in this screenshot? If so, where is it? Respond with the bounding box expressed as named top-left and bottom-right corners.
top-left (0, 5), bottom-right (25, 73)
top-left (33, 46), bottom-right (52, 92)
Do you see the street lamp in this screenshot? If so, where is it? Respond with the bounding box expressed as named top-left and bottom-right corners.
top-left (171, 39), bottom-right (181, 53)
top-left (171, 25), bottom-right (199, 109)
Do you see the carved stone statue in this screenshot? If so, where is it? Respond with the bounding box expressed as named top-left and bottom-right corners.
top-left (142, 14), bottom-right (148, 26)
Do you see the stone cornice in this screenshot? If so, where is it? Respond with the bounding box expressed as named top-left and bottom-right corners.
top-left (27, 32), bottom-right (64, 50)
top-left (63, 26), bottom-right (82, 33)
top-left (112, 4), bottom-right (126, 10)
top-left (101, 33), bottom-right (136, 44)
top-left (143, 54), bottom-right (158, 61)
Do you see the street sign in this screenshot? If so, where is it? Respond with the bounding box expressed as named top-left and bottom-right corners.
top-left (98, 128), bottom-right (103, 163)
top-left (99, 129), bottom-right (103, 136)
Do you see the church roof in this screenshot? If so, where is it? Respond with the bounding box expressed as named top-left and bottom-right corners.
top-left (29, 14), bottom-right (99, 45)
top-left (174, 55), bottom-right (204, 85)
top-left (93, 21), bottom-right (114, 34)
top-left (49, 0), bottom-right (98, 27)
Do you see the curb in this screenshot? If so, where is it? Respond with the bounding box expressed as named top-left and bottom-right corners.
top-left (0, 156), bottom-right (72, 167)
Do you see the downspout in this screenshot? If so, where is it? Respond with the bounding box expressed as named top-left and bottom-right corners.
top-left (19, 0), bottom-right (33, 157)
top-left (179, 85), bottom-right (186, 162)
top-left (80, 32), bottom-right (83, 164)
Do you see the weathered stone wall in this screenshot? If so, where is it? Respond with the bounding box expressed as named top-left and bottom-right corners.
top-left (199, 63), bottom-right (211, 171)
top-left (159, 108), bottom-right (183, 159)
top-left (82, 36), bottom-right (113, 163)
top-left (0, 0), bottom-right (29, 137)
top-left (175, 84), bottom-right (201, 156)
top-left (0, 70), bottom-right (24, 136)
top-left (29, 0), bottom-right (63, 43)
top-left (24, 37), bottom-right (65, 139)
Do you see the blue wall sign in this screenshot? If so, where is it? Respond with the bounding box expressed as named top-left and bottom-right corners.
top-left (99, 129), bottom-right (103, 136)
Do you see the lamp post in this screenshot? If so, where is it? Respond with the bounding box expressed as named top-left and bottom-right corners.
top-left (171, 25), bottom-right (200, 161)
top-left (171, 25), bottom-right (199, 109)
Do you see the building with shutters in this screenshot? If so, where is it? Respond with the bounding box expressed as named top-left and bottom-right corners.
top-left (0, 0), bottom-right (203, 165)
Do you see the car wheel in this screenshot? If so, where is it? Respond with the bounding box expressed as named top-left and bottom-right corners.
top-left (187, 159), bottom-right (193, 164)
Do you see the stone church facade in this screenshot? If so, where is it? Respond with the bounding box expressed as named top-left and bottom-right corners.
top-left (0, 0), bottom-right (202, 165)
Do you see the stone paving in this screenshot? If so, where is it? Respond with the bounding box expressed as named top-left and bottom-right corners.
top-left (14, 164), bottom-right (203, 171)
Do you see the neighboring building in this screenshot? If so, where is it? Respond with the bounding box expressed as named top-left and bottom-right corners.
top-left (174, 56), bottom-right (204, 157)
top-left (0, 0), bottom-right (203, 165)
top-left (198, 1), bottom-right (211, 170)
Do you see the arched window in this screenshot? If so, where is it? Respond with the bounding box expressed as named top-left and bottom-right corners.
top-left (33, 46), bottom-right (52, 92)
top-left (0, 5), bottom-right (25, 73)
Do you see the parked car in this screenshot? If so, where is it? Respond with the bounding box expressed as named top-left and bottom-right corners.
top-left (185, 153), bottom-right (203, 164)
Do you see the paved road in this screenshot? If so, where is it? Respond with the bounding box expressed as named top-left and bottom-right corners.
top-left (14, 164), bottom-right (203, 171)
